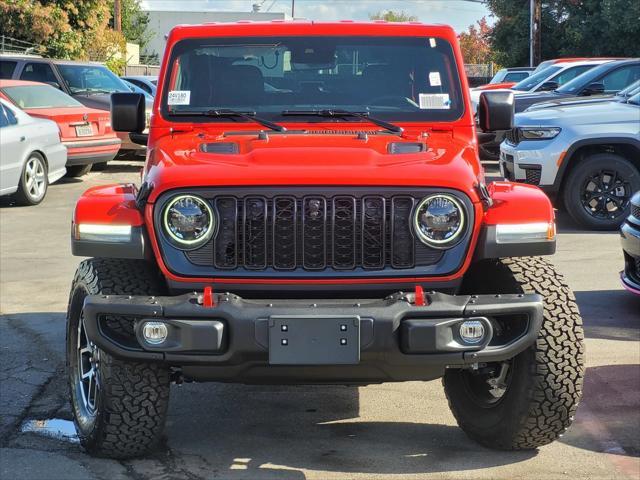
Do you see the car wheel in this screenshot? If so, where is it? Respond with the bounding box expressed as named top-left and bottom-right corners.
top-left (444, 257), bottom-right (584, 450)
top-left (67, 259), bottom-right (170, 458)
top-left (563, 153), bottom-right (640, 230)
top-left (66, 164), bottom-right (93, 177)
top-left (14, 152), bottom-right (48, 206)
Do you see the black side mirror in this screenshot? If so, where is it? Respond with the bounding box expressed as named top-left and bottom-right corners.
top-left (582, 82), bottom-right (605, 96)
top-left (539, 81), bottom-right (559, 92)
top-left (478, 91), bottom-right (514, 132)
top-left (110, 92), bottom-right (145, 132)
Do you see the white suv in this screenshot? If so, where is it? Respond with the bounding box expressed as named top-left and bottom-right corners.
top-left (499, 89), bottom-right (640, 230)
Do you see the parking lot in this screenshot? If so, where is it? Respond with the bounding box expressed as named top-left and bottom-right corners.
top-left (0, 159), bottom-right (638, 480)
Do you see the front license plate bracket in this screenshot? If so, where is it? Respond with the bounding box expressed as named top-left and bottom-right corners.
top-left (269, 315), bottom-right (360, 365)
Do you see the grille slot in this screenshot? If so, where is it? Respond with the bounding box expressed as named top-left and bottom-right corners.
top-left (184, 191), bottom-right (453, 272)
top-left (632, 204), bottom-right (640, 219)
top-left (524, 168), bottom-right (542, 185)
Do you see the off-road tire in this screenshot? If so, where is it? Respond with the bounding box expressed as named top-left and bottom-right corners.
top-left (563, 153), bottom-right (640, 230)
top-left (443, 257), bottom-right (585, 450)
top-left (66, 164), bottom-right (93, 177)
top-left (66, 258), bottom-right (170, 459)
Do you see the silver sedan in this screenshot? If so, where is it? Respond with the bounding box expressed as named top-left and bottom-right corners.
top-left (0, 99), bottom-right (67, 205)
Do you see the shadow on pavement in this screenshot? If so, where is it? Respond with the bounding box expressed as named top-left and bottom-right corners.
top-left (160, 383), bottom-right (537, 478)
top-left (562, 365), bottom-right (640, 459)
top-left (574, 290), bottom-right (640, 342)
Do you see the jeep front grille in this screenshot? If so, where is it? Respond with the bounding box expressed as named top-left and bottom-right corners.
top-left (179, 191), bottom-right (458, 272)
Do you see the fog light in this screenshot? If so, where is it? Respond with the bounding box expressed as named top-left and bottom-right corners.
top-left (142, 321), bottom-right (168, 345)
top-left (459, 320), bottom-right (485, 344)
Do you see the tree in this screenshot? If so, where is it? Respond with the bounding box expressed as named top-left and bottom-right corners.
top-left (486, 0), bottom-right (640, 66)
top-left (112, 0), bottom-right (153, 51)
top-left (369, 10), bottom-right (418, 22)
top-left (459, 17), bottom-right (493, 64)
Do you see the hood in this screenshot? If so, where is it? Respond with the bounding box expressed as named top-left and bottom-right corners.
top-left (525, 94), bottom-right (617, 111)
top-left (145, 130), bottom-right (482, 203)
top-left (71, 92), bottom-right (154, 113)
top-left (515, 100), bottom-right (639, 127)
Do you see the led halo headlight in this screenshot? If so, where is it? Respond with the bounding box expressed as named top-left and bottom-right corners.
top-left (413, 194), bottom-right (465, 248)
top-left (162, 194), bottom-right (215, 249)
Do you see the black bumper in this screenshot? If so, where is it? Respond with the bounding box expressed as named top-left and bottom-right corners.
top-left (83, 290), bottom-right (543, 384)
top-left (620, 212), bottom-right (640, 294)
top-left (66, 151), bottom-right (119, 166)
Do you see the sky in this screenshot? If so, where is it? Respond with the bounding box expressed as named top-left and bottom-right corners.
top-left (140, 0), bottom-right (493, 33)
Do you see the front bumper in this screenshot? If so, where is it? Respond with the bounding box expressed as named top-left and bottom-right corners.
top-left (620, 212), bottom-right (640, 294)
top-left (499, 139), bottom-right (563, 189)
top-left (83, 290), bottom-right (543, 384)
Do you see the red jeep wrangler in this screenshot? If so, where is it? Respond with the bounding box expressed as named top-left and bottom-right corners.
top-left (66, 21), bottom-right (584, 458)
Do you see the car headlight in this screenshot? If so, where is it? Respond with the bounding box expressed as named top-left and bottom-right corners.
top-left (413, 194), bottom-right (465, 248)
top-left (518, 127), bottom-right (561, 140)
top-left (162, 195), bottom-right (215, 249)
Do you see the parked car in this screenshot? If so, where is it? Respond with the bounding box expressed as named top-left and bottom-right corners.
top-left (474, 59), bottom-right (613, 159)
top-left (531, 57), bottom-right (624, 74)
top-left (0, 98), bottom-right (67, 205)
top-left (473, 67), bottom-right (535, 90)
top-left (0, 56), bottom-right (152, 154)
top-left (0, 80), bottom-right (121, 176)
top-left (121, 79), bottom-right (154, 100)
top-left (121, 75), bottom-right (157, 96)
top-left (500, 92), bottom-right (640, 229)
top-left (67, 21), bottom-right (584, 458)
top-left (512, 59), bottom-right (640, 113)
top-left (525, 79), bottom-right (640, 112)
top-left (620, 191), bottom-right (640, 294)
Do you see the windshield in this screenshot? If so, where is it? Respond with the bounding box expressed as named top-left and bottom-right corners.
top-left (1, 84), bottom-right (82, 108)
top-left (58, 64), bottom-right (130, 94)
top-left (122, 79), bottom-right (154, 100)
top-left (162, 36), bottom-right (465, 123)
top-left (512, 65), bottom-right (562, 91)
top-left (490, 69), bottom-right (507, 84)
top-left (628, 92), bottom-right (640, 105)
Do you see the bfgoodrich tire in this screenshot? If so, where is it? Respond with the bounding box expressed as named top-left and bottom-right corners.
top-left (66, 258), bottom-right (169, 458)
top-left (443, 257), bottom-right (585, 450)
top-left (563, 153), bottom-right (640, 230)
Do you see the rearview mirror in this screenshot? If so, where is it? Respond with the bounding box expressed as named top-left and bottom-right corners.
top-left (582, 82), bottom-right (605, 96)
top-left (110, 92), bottom-right (145, 133)
top-left (539, 81), bottom-right (559, 92)
top-left (478, 91), bottom-right (514, 132)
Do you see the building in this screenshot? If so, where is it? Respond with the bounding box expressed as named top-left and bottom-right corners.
top-left (143, 10), bottom-right (288, 61)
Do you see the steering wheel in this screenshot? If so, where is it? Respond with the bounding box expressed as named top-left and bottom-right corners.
top-left (368, 95), bottom-right (420, 109)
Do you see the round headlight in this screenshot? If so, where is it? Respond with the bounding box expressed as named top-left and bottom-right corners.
top-left (414, 194), bottom-right (465, 247)
top-left (163, 195), bottom-right (215, 249)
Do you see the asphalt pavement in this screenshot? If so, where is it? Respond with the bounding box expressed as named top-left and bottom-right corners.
top-left (0, 160), bottom-right (638, 480)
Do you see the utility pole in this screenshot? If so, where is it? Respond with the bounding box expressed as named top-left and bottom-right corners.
top-left (114, 0), bottom-right (122, 32)
top-left (529, 0), bottom-right (541, 66)
top-left (291, 0), bottom-right (295, 18)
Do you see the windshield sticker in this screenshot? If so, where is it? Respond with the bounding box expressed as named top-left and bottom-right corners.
top-left (429, 38), bottom-right (437, 48)
top-left (429, 72), bottom-right (442, 87)
top-left (168, 90), bottom-right (191, 105)
top-left (419, 93), bottom-right (451, 110)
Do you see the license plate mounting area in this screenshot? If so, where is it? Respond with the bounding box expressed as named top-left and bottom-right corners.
top-left (268, 315), bottom-right (360, 365)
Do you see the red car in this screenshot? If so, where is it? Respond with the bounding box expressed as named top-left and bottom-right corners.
top-left (0, 80), bottom-right (120, 176)
top-left (67, 21), bottom-right (584, 458)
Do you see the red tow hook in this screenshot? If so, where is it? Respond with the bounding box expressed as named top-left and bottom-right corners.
top-left (414, 285), bottom-right (427, 306)
top-left (203, 286), bottom-right (215, 308)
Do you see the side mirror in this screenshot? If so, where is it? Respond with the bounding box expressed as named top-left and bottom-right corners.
top-left (110, 92), bottom-right (145, 133)
top-left (539, 81), bottom-right (559, 92)
top-left (478, 91), bottom-right (514, 132)
top-left (582, 82), bottom-right (605, 96)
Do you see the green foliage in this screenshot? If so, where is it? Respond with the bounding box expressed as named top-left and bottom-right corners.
top-left (369, 10), bottom-right (418, 22)
top-left (106, 56), bottom-right (126, 75)
top-left (0, 0), bottom-right (150, 63)
top-left (487, 0), bottom-right (640, 66)
top-left (112, 0), bottom-right (153, 50)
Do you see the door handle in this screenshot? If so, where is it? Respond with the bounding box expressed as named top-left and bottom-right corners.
top-left (20, 136), bottom-right (26, 142)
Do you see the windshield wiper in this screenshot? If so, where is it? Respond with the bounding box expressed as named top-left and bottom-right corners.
top-left (281, 109), bottom-right (403, 134)
top-left (168, 109), bottom-right (286, 132)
